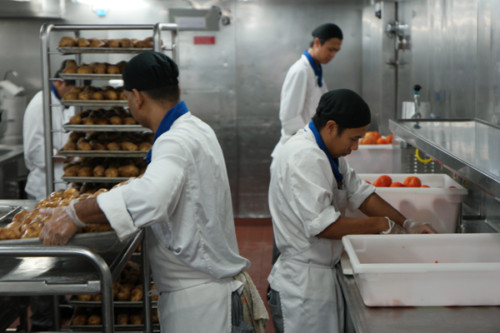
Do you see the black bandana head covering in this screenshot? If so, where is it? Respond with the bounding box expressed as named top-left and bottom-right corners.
top-left (312, 23), bottom-right (343, 41)
top-left (123, 51), bottom-right (179, 91)
top-left (314, 89), bottom-right (371, 129)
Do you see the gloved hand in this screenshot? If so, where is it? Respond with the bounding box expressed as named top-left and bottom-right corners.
top-left (39, 200), bottom-right (85, 245)
top-left (381, 217), bottom-right (407, 234)
top-left (403, 219), bottom-right (437, 234)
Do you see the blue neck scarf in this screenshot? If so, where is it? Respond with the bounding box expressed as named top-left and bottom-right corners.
top-left (303, 50), bottom-right (323, 87)
top-left (51, 83), bottom-right (61, 100)
top-left (145, 101), bottom-right (189, 163)
top-left (308, 120), bottom-right (343, 186)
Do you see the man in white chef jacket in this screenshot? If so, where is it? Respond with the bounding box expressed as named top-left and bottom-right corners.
top-left (267, 89), bottom-right (435, 333)
top-left (23, 62), bottom-right (76, 201)
top-left (38, 51), bottom-right (256, 333)
top-left (272, 22), bottom-right (343, 158)
top-left (270, 23), bottom-right (344, 265)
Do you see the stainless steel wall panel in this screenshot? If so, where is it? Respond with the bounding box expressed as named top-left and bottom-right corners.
top-left (234, 2), bottom-right (363, 216)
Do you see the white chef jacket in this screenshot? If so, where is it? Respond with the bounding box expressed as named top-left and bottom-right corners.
top-left (23, 89), bottom-right (74, 200)
top-left (268, 126), bottom-right (374, 333)
top-left (272, 54), bottom-right (329, 157)
top-left (97, 112), bottom-right (249, 332)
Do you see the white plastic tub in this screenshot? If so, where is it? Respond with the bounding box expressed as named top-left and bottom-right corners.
top-left (342, 233), bottom-right (500, 307)
top-left (346, 173), bottom-right (467, 233)
top-left (345, 143), bottom-right (401, 173)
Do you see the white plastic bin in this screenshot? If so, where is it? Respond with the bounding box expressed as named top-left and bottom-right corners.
top-left (342, 233), bottom-right (500, 307)
top-left (345, 143), bottom-right (401, 173)
top-left (346, 173), bottom-right (467, 233)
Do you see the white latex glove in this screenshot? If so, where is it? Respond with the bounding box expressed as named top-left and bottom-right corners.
top-left (381, 217), bottom-right (407, 234)
top-left (403, 219), bottom-right (437, 234)
top-left (39, 200), bottom-right (85, 245)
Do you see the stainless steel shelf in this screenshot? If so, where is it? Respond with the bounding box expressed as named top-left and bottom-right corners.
top-left (57, 47), bottom-right (152, 55)
top-left (62, 176), bottom-right (131, 183)
top-left (60, 150), bottom-right (147, 158)
top-left (59, 73), bottom-right (123, 80)
top-left (63, 124), bottom-right (149, 132)
top-left (61, 100), bottom-right (128, 107)
top-left (389, 119), bottom-right (500, 198)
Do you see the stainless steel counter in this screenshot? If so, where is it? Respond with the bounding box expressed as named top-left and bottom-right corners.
top-left (389, 119), bottom-right (500, 198)
top-left (338, 270), bottom-right (500, 333)
top-left (0, 144), bottom-right (23, 163)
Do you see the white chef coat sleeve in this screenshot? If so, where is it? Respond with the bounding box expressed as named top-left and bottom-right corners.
top-left (97, 185), bottom-right (138, 241)
top-left (97, 135), bottom-right (188, 241)
top-left (341, 159), bottom-right (376, 210)
top-left (286, 151), bottom-right (340, 238)
top-left (279, 67), bottom-right (309, 136)
top-left (23, 95), bottom-right (46, 170)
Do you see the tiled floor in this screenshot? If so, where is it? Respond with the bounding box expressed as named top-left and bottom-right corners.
top-left (235, 218), bottom-right (275, 333)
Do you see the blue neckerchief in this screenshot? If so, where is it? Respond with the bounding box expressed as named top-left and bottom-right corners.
top-left (308, 120), bottom-right (343, 186)
top-left (51, 83), bottom-right (61, 100)
top-left (145, 101), bottom-right (189, 163)
top-left (303, 50), bottom-right (323, 87)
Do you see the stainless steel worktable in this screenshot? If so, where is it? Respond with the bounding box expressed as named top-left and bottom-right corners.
top-left (0, 200), bottom-right (144, 333)
top-left (389, 119), bottom-right (500, 198)
top-left (338, 270), bottom-right (500, 333)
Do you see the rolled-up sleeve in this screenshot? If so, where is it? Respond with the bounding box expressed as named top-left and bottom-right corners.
top-left (341, 159), bottom-right (376, 210)
top-left (97, 135), bottom-right (188, 242)
top-left (97, 185), bottom-right (138, 241)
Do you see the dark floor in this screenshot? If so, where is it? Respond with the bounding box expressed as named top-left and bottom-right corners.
top-left (235, 218), bottom-right (275, 333)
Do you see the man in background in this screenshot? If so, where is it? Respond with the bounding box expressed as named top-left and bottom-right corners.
top-left (23, 61), bottom-right (76, 201)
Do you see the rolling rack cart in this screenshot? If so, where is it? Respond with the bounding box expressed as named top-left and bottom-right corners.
top-left (0, 23), bottom-right (179, 332)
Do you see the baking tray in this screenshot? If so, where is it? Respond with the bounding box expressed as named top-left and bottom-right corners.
top-left (70, 323), bottom-right (160, 331)
top-left (57, 47), bottom-right (152, 54)
top-left (0, 231), bottom-right (122, 254)
top-left (59, 150), bottom-right (147, 157)
top-left (59, 73), bottom-right (123, 80)
top-left (61, 100), bottom-right (128, 107)
top-left (63, 124), bottom-right (150, 132)
top-left (69, 299), bottom-right (158, 308)
top-left (62, 176), bottom-right (132, 183)
top-left (0, 205), bottom-right (23, 224)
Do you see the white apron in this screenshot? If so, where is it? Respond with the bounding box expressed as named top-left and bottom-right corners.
top-left (270, 189), bottom-right (348, 333)
top-left (146, 229), bottom-right (242, 333)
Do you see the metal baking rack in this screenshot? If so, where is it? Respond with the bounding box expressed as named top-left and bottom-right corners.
top-left (37, 22), bottom-right (178, 332)
top-left (0, 228), bottom-right (143, 333)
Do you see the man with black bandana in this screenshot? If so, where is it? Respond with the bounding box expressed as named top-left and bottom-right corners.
top-left (272, 23), bottom-right (343, 158)
top-left (38, 51), bottom-right (266, 333)
top-left (267, 89), bottom-right (435, 333)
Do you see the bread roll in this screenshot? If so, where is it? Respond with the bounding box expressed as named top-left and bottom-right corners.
top-left (59, 36), bottom-right (77, 47)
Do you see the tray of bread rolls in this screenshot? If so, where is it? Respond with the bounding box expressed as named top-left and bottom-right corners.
top-left (0, 187), bottom-right (128, 253)
top-left (57, 36), bottom-right (155, 55)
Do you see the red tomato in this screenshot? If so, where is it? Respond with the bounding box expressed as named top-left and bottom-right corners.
top-left (373, 175), bottom-right (392, 187)
top-left (390, 182), bottom-right (405, 187)
top-left (376, 137), bottom-right (388, 144)
top-left (403, 176), bottom-right (422, 187)
top-left (385, 134), bottom-right (394, 143)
